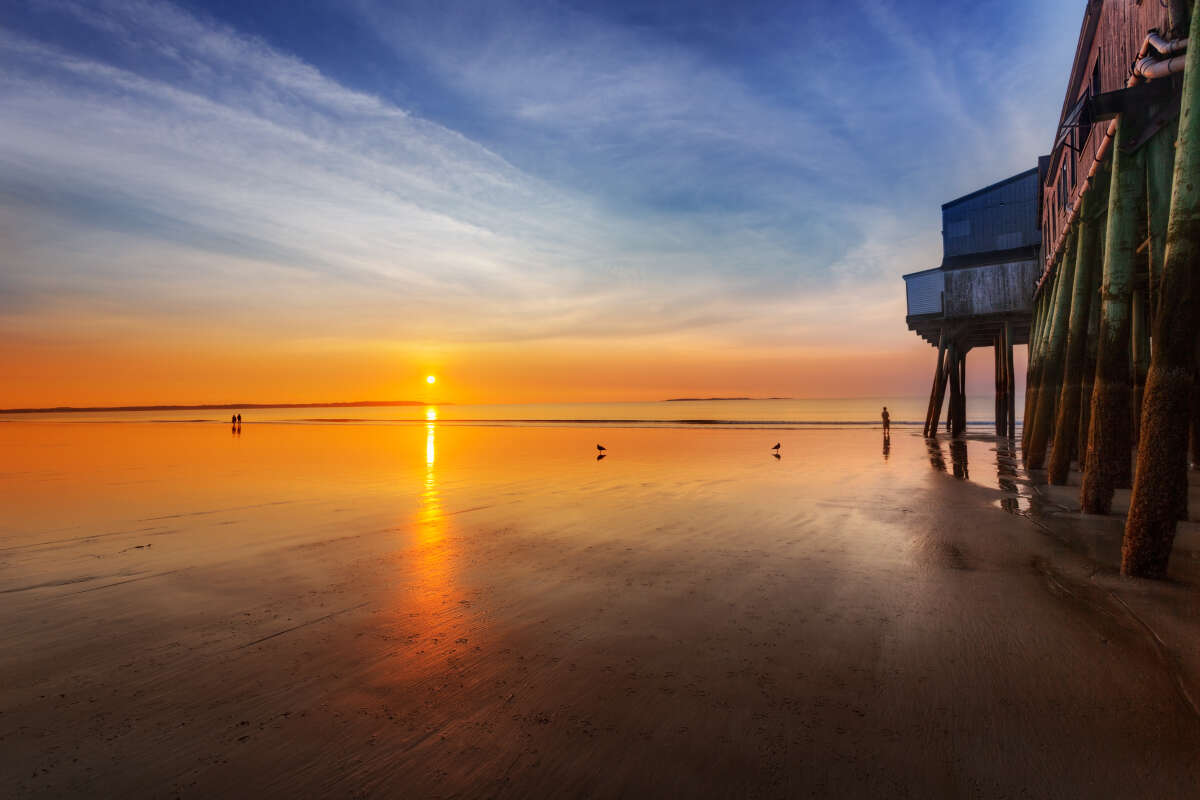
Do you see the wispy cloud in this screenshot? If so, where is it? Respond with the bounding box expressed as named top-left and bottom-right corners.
top-left (0, 0), bottom-right (1078, 402)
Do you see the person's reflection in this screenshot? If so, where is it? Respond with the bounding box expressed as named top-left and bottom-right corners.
top-left (927, 437), bottom-right (946, 472)
top-left (882, 431), bottom-right (891, 461)
top-left (949, 438), bottom-right (969, 480)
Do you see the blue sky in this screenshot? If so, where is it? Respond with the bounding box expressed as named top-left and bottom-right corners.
top-left (0, 0), bottom-right (1079, 403)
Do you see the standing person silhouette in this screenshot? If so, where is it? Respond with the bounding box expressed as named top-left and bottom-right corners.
top-left (881, 406), bottom-right (890, 435)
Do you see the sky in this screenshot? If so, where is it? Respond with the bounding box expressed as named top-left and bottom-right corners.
top-left (0, 0), bottom-right (1079, 407)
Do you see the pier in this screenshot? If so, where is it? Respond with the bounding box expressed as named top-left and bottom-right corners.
top-left (1028, 0), bottom-right (1197, 578)
top-left (904, 169), bottom-right (1040, 439)
top-left (906, 0), bottom-right (1200, 580)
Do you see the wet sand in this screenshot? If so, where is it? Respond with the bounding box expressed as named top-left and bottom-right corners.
top-left (3, 422), bottom-right (1200, 797)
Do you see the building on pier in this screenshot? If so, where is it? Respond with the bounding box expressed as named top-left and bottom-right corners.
top-left (903, 167), bottom-right (1042, 437)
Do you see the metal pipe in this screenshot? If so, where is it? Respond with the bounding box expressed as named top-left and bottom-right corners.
top-left (1143, 32), bottom-right (1188, 58)
top-left (1134, 53), bottom-right (1188, 81)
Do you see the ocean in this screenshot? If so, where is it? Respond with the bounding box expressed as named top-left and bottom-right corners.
top-left (0, 395), bottom-right (1023, 427)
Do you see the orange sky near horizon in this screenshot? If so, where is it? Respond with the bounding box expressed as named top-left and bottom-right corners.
top-left (1, 334), bottom-right (1026, 408)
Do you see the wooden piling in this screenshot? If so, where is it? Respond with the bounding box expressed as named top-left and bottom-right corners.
top-left (1131, 287), bottom-right (1151, 442)
top-left (1122, 8), bottom-right (1200, 578)
top-left (946, 343), bottom-right (959, 436)
top-left (1022, 290), bottom-right (1050, 450)
top-left (1027, 227), bottom-right (1079, 469)
top-left (1028, 260), bottom-right (1063, 445)
top-left (1048, 164), bottom-right (1108, 485)
top-left (994, 336), bottom-right (1005, 437)
top-left (1005, 322), bottom-right (1016, 438)
top-left (1191, 373), bottom-right (1200, 470)
top-left (954, 349), bottom-right (968, 437)
top-left (930, 345), bottom-right (950, 437)
top-left (1081, 116), bottom-right (1144, 515)
top-left (1146, 117), bottom-right (1179, 310)
top-left (923, 330), bottom-right (947, 437)
top-left (1078, 275), bottom-right (1101, 473)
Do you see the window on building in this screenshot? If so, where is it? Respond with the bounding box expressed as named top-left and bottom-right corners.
top-left (1069, 130), bottom-right (1076, 187)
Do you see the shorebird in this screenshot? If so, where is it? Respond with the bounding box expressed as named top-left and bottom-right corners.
top-left (596, 444), bottom-right (607, 453)
top-left (771, 442), bottom-right (781, 452)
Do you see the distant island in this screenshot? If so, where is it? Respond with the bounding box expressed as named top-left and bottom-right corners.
top-left (0, 400), bottom-right (442, 414)
top-left (664, 396), bottom-right (793, 402)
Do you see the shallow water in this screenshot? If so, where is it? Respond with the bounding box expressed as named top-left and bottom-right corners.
top-left (4, 422), bottom-right (1199, 798)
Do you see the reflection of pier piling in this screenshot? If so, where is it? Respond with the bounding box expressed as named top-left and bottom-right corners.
top-left (905, 170), bottom-right (1038, 439)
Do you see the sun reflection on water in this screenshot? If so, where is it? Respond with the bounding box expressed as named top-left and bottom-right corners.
top-left (419, 421), bottom-right (440, 540)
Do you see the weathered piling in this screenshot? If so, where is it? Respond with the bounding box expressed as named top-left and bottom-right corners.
top-left (1123, 11), bottom-right (1200, 578)
top-left (1145, 116), bottom-right (1179, 307)
top-left (1078, 275), bottom-right (1101, 473)
top-left (946, 343), bottom-right (960, 436)
top-left (1130, 287), bottom-right (1151, 442)
top-left (1004, 322), bottom-right (1016, 437)
top-left (1081, 117), bottom-right (1145, 515)
top-left (994, 335), bottom-right (1005, 437)
top-left (930, 345), bottom-right (950, 437)
top-left (923, 330), bottom-right (947, 437)
top-left (1191, 374), bottom-right (1200, 469)
top-left (1022, 290), bottom-right (1050, 451)
top-left (956, 349), bottom-right (968, 436)
top-left (1047, 165), bottom-right (1109, 485)
top-left (1027, 228), bottom-right (1079, 469)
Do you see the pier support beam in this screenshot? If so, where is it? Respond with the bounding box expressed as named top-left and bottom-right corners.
top-left (1005, 322), bottom-right (1016, 438)
top-left (1131, 288), bottom-right (1151, 442)
top-left (954, 348), bottom-right (968, 437)
top-left (1049, 165), bottom-right (1108, 485)
top-left (1028, 228), bottom-right (1079, 469)
top-left (1146, 116), bottom-right (1179, 311)
top-left (1023, 290), bottom-right (1050, 451)
top-left (923, 330), bottom-right (947, 437)
top-left (1078, 277), bottom-right (1102, 473)
top-left (946, 343), bottom-right (959, 435)
top-left (1082, 116), bottom-right (1145, 515)
top-left (995, 335), bottom-right (1006, 437)
top-left (1123, 12), bottom-right (1200, 578)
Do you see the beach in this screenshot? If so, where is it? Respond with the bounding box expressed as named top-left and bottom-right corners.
top-left (4, 419), bottom-right (1200, 797)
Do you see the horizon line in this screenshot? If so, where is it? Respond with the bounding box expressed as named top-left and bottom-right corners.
top-left (0, 393), bottom-right (1014, 414)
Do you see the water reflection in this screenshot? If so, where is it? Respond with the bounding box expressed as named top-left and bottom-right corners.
top-left (925, 435), bottom-right (1037, 515)
top-left (882, 432), bottom-right (890, 462)
top-left (949, 438), bottom-right (968, 480)
top-left (995, 438), bottom-right (1025, 514)
top-left (412, 420), bottom-right (450, 601)
top-left (926, 438), bottom-right (946, 472)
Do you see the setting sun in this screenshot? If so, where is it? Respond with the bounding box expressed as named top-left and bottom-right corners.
top-left (426, 375), bottom-right (436, 384)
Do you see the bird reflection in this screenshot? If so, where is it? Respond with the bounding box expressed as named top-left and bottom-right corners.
top-left (596, 453), bottom-right (606, 461)
top-left (772, 452), bottom-right (781, 460)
